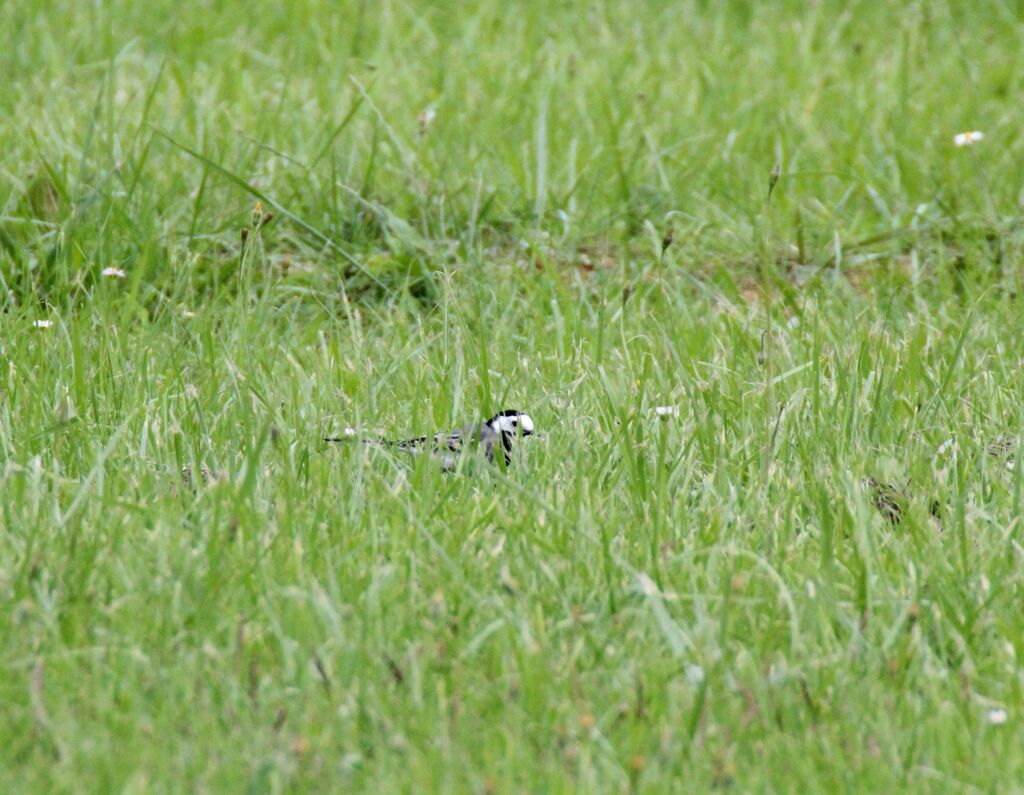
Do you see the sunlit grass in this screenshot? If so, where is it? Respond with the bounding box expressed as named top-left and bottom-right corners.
top-left (2, 0), bottom-right (1024, 791)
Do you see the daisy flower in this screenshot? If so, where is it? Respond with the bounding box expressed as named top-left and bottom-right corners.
top-left (953, 131), bottom-right (984, 147)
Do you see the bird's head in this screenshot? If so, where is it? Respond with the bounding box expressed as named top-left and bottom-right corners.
top-left (488, 410), bottom-right (535, 437)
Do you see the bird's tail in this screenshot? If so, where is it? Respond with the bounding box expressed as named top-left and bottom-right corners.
top-left (323, 435), bottom-right (397, 448)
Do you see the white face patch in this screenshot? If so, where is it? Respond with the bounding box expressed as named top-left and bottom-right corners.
top-left (494, 413), bottom-right (534, 435)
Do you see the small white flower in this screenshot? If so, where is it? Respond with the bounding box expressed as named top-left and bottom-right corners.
top-left (33, 319), bottom-right (53, 329)
top-left (954, 131), bottom-right (984, 147)
top-left (101, 267), bottom-right (126, 278)
top-left (987, 708), bottom-right (1008, 725)
top-left (654, 405), bottom-right (680, 417)
top-left (343, 427), bottom-right (358, 437)
top-left (182, 310), bottom-right (195, 319)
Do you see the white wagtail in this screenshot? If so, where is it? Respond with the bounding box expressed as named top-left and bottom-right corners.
top-left (325, 409), bottom-right (535, 471)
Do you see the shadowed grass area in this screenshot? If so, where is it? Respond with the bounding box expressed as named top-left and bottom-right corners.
top-left (3, 0), bottom-right (1024, 791)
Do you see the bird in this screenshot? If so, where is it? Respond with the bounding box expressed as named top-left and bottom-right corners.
top-left (987, 435), bottom-right (1017, 470)
top-left (863, 477), bottom-right (905, 525)
top-left (325, 409), bottom-right (535, 471)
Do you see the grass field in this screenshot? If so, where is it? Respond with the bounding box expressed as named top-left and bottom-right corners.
top-left (4, 0), bottom-right (1024, 791)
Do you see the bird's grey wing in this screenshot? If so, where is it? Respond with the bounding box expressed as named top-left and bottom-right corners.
top-left (434, 428), bottom-right (466, 453)
top-left (393, 435), bottom-right (430, 452)
top-left (477, 423), bottom-right (502, 463)
top-left (434, 423), bottom-right (496, 468)
top-left (431, 427), bottom-right (471, 471)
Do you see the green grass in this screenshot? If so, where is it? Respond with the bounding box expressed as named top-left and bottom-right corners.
top-left (3, 0), bottom-right (1024, 791)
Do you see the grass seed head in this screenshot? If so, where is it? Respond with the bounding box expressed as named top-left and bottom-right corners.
top-left (768, 161), bottom-right (781, 197)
